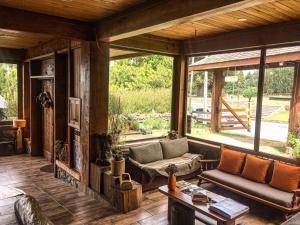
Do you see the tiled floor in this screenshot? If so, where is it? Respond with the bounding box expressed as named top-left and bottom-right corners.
top-left (0, 155), bottom-right (285, 225)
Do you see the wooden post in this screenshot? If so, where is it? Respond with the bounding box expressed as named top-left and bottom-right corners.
top-left (171, 55), bottom-right (187, 136)
top-left (17, 63), bottom-right (23, 119)
top-left (254, 48), bottom-right (266, 151)
top-left (22, 62), bottom-right (30, 138)
top-left (211, 69), bottom-right (223, 132)
top-left (289, 62), bottom-right (300, 132)
top-left (80, 41), bottom-right (109, 191)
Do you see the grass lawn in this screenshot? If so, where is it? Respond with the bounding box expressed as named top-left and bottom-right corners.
top-left (266, 111), bottom-right (289, 122)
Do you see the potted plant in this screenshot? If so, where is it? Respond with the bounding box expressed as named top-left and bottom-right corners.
top-left (109, 96), bottom-right (125, 176)
top-left (165, 164), bottom-right (178, 191)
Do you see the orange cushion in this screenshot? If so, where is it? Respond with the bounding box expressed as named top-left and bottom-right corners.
top-left (218, 148), bottom-right (246, 174)
top-left (241, 155), bottom-right (271, 183)
top-left (269, 161), bottom-right (300, 192)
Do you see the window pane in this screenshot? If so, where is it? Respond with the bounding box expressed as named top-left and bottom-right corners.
top-left (0, 63), bottom-right (18, 121)
top-left (186, 50), bottom-right (260, 150)
top-left (259, 46), bottom-right (300, 159)
top-left (109, 54), bottom-right (173, 141)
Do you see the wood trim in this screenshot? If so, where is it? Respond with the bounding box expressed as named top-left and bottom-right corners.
top-left (183, 20), bottom-right (300, 56)
top-left (200, 176), bottom-right (300, 213)
top-left (254, 49), bottom-right (266, 151)
top-left (110, 35), bottom-right (179, 56)
top-left (110, 52), bottom-right (150, 61)
top-left (56, 159), bottom-right (81, 181)
top-left (17, 63), bottom-right (23, 119)
top-left (211, 70), bottom-right (223, 132)
top-left (96, 0), bottom-right (276, 41)
top-left (0, 6), bottom-right (93, 41)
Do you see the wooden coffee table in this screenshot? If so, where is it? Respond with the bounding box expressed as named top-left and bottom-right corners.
top-left (159, 185), bottom-right (249, 225)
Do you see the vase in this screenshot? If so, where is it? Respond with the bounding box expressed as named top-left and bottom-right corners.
top-left (168, 174), bottom-right (176, 191)
top-left (111, 158), bottom-right (125, 176)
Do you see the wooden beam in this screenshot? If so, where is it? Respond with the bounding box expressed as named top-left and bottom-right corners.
top-left (0, 47), bottom-right (24, 63)
top-left (22, 62), bottom-right (30, 138)
top-left (254, 49), bottom-right (266, 151)
top-left (80, 41), bottom-right (109, 191)
top-left (184, 20), bottom-right (300, 56)
top-left (110, 35), bottom-right (180, 55)
top-left (171, 55), bottom-right (187, 136)
top-left (17, 63), bottom-right (23, 119)
top-left (211, 70), bottom-right (223, 133)
top-left (110, 52), bottom-right (150, 61)
top-left (96, 0), bottom-right (275, 42)
top-left (189, 52), bottom-right (300, 71)
top-left (289, 63), bottom-right (300, 132)
top-left (0, 6), bottom-right (93, 41)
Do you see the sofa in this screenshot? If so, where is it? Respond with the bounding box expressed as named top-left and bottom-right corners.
top-left (126, 137), bottom-right (202, 191)
top-left (199, 145), bottom-right (300, 214)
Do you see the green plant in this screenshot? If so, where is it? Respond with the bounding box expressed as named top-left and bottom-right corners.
top-left (294, 142), bottom-right (300, 159)
top-left (242, 87), bottom-right (257, 101)
top-left (287, 132), bottom-right (299, 148)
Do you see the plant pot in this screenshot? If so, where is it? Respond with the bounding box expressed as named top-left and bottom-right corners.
top-left (111, 158), bottom-right (125, 176)
top-left (168, 174), bottom-right (176, 191)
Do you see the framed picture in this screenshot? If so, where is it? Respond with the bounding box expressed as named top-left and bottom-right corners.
top-left (68, 97), bottom-right (81, 129)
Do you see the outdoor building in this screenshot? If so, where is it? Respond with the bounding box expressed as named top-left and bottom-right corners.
top-left (0, 1), bottom-right (299, 225)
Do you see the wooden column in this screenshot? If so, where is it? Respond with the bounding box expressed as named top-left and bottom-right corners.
top-left (17, 63), bottom-right (23, 119)
top-left (171, 55), bottom-right (187, 136)
top-left (211, 69), bottom-right (223, 133)
top-left (254, 48), bottom-right (266, 151)
top-left (289, 62), bottom-right (300, 132)
top-left (80, 41), bottom-right (109, 191)
top-left (22, 62), bottom-right (30, 138)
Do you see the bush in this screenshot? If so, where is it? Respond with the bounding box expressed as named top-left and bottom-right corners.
top-left (109, 88), bottom-right (171, 114)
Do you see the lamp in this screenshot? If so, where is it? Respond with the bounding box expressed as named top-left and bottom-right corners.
top-left (13, 119), bottom-right (26, 153)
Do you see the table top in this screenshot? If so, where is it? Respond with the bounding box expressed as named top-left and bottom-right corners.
top-left (158, 185), bottom-right (249, 223)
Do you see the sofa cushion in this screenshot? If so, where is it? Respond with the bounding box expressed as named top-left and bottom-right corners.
top-left (202, 169), bottom-right (295, 208)
top-left (270, 161), bottom-right (300, 192)
top-left (218, 148), bottom-right (246, 175)
top-left (130, 142), bottom-right (163, 164)
top-left (160, 137), bottom-right (189, 159)
top-left (241, 155), bottom-right (271, 183)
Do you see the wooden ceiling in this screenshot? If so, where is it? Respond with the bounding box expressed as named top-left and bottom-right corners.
top-left (151, 0), bottom-right (300, 40)
top-left (0, 29), bottom-right (52, 49)
top-left (0, 0), bottom-right (147, 22)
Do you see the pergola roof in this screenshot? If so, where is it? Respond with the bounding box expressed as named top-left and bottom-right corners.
top-left (189, 46), bottom-right (300, 71)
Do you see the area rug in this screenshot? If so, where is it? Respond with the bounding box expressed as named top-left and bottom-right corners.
top-left (40, 164), bottom-right (54, 173)
top-left (0, 186), bottom-right (24, 200)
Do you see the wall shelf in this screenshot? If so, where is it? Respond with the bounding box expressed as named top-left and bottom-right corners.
top-left (30, 75), bottom-right (54, 80)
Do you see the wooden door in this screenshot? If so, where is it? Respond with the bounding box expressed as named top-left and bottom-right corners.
top-left (42, 80), bottom-right (54, 162)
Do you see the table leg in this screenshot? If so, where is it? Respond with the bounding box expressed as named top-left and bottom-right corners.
top-left (217, 219), bottom-right (235, 225)
top-left (168, 198), bottom-right (174, 221)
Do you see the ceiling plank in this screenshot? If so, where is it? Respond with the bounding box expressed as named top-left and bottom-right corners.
top-left (0, 6), bottom-right (93, 41)
top-left (183, 20), bottom-right (300, 56)
top-left (110, 34), bottom-right (180, 55)
top-left (96, 0), bottom-right (276, 41)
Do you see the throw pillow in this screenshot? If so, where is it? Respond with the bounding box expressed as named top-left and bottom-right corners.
top-left (129, 142), bottom-right (163, 164)
top-left (160, 137), bottom-right (189, 159)
top-left (241, 155), bottom-right (271, 183)
top-left (269, 161), bottom-right (300, 192)
top-left (218, 147), bottom-right (246, 174)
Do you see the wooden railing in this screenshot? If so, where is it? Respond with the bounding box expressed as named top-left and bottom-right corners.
top-left (221, 98), bottom-right (251, 131)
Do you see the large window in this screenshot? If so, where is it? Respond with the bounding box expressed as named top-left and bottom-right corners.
top-left (0, 63), bottom-right (18, 121)
top-left (109, 54), bottom-right (173, 141)
top-left (186, 46), bottom-right (300, 160)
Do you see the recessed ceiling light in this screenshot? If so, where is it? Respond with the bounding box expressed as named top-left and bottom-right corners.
top-left (238, 18), bottom-right (247, 22)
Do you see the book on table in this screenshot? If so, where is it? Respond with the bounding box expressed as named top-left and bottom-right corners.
top-left (209, 198), bottom-right (249, 219)
top-left (192, 188), bottom-right (209, 203)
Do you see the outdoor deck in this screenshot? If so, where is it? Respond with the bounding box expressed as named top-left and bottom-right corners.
top-left (0, 155), bottom-right (285, 225)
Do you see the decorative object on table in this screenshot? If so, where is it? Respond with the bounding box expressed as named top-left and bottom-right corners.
top-left (68, 97), bottom-right (81, 129)
top-left (13, 119), bottom-right (26, 153)
top-left (111, 149), bottom-right (125, 176)
top-left (191, 187), bottom-right (209, 203)
top-left (167, 130), bottom-right (179, 140)
top-left (95, 133), bottom-right (112, 166)
top-left (36, 92), bottom-right (53, 108)
top-left (209, 198), bottom-right (249, 219)
top-left (165, 164), bottom-right (178, 191)
top-left (120, 173), bottom-right (133, 191)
